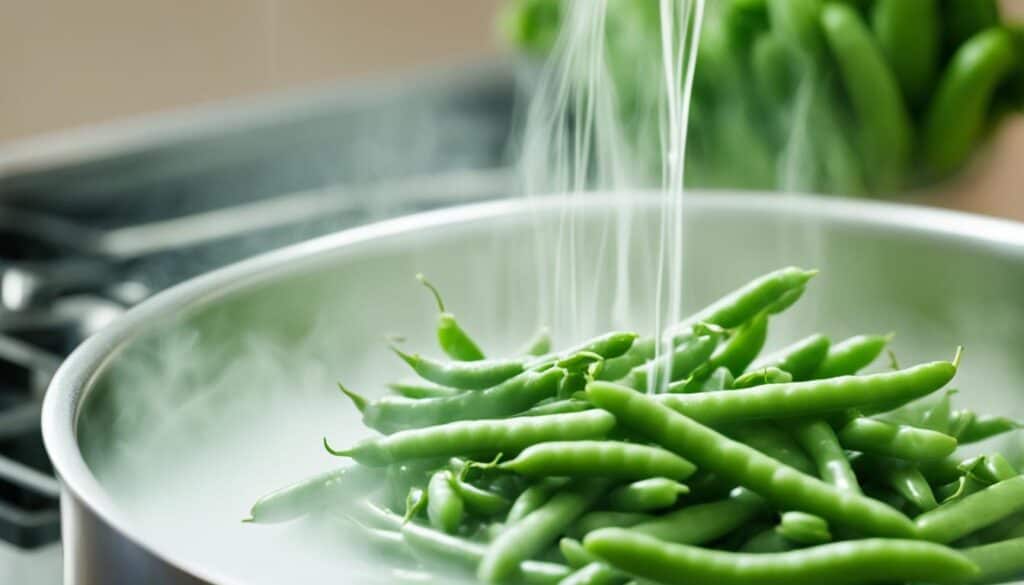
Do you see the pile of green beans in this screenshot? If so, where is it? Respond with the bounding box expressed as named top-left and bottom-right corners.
top-left (247, 268), bottom-right (1024, 585)
top-left (501, 0), bottom-right (1023, 196)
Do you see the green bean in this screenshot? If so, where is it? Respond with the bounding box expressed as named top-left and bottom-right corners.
top-left (836, 416), bottom-right (958, 461)
top-left (915, 475), bottom-right (1024, 543)
top-left (569, 511), bottom-right (652, 539)
top-left (493, 441), bottom-right (696, 481)
top-left (426, 470), bottom-right (463, 534)
top-left (348, 498), bottom-right (404, 531)
top-left (325, 409), bottom-right (617, 466)
top-left (777, 511), bottom-right (832, 545)
top-left (708, 314), bottom-right (769, 377)
top-left (871, 0), bottom-right (939, 105)
top-left (596, 338), bottom-right (656, 381)
top-left (668, 267), bottom-right (817, 335)
top-left (813, 334), bottom-right (890, 379)
top-left (449, 471), bottom-right (511, 517)
top-left (393, 347), bottom-right (524, 390)
top-left (417, 274), bottom-right (485, 361)
top-left (606, 478), bottom-right (689, 513)
top-left (244, 464), bottom-right (382, 523)
top-left (765, 286), bottom-right (806, 315)
top-left (741, 528), bottom-right (794, 553)
top-left (918, 456), bottom-right (964, 485)
top-left (768, 0), bottom-right (825, 59)
top-left (791, 419), bottom-right (861, 493)
top-left (520, 326), bottom-right (553, 357)
top-left (957, 414), bottom-right (1022, 444)
top-left (518, 399), bottom-right (594, 417)
top-left (559, 562), bottom-right (627, 585)
top-left (508, 478), bottom-right (570, 524)
top-left (821, 3), bottom-right (912, 193)
top-left (855, 455), bottom-right (939, 513)
top-left (752, 33), bottom-right (798, 108)
top-left (619, 332), bottom-right (718, 391)
top-left (656, 358), bottom-right (957, 427)
top-left (725, 423), bottom-right (817, 475)
top-left (924, 28), bottom-right (1018, 176)
top-left (733, 367), bottom-right (793, 389)
top-left (560, 537), bottom-right (599, 569)
top-left (673, 366), bottom-right (735, 393)
top-left (584, 529), bottom-right (979, 585)
top-left (958, 453), bottom-right (1018, 484)
top-left (630, 488), bottom-right (768, 545)
top-left (479, 480), bottom-right (607, 583)
top-left (961, 535), bottom-right (1024, 585)
top-left (943, 0), bottom-right (1001, 49)
top-left (400, 519), bottom-right (571, 585)
top-left (388, 378), bottom-right (462, 399)
top-left (751, 334), bottom-right (830, 382)
top-left (588, 382), bottom-right (915, 537)
top-left (531, 332), bottom-right (640, 368)
top-left (404, 486), bottom-right (427, 522)
top-left (346, 367), bottom-right (564, 433)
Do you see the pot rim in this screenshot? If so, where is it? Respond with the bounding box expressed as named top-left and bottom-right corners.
top-left (41, 191), bottom-right (1024, 584)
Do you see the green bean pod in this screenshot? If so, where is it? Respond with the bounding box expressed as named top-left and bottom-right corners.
top-left (606, 478), bottom-right (690, 513)
top-left (734, 367), bottom-right (793, 389)
top-left (588, 382), bottom-right (916, 537)
top-left (741, 528), bottom-right (794, 553)
top-left (656, 358), bottom-right (957, 427)
top-left (387, 378), bottom-right (461, 399)
top-left (957, 413), bottom-right (1022, 444)
top-left (568, 511), bottom-right (652, 539)
top-left (777, 511), bottom-right (832, 545)
top-left (791, 418), bottom-right (861, 493)
top-left (886, 463), bottom-right (939, 512)
top-left (508, 478), bottom-right (569, 524)
top-left (584, 530), bottom-right (979, 585)
top-left (517, 398), bottom-right (594, 418)
top-left (709, 314), bottom-right (769, 377)
top-left (530, 332), bottom-right (640, 368)
top-left (494, 441), bottom-right (697, 481)
top-left (417, 274), bottom-right (485, 361)
top-left (519, 326), bottom-right (552, 357)
top-left (836, 416), bottom-right (958, 462)
top-left (725, 423), bottom-right (817, 475)
top-left (393, 347), bottom-right (524, 390)
top-left (348, 367), bottom-right (564, 433)
top-left (596, 338), bottom-right (656, 381)
top-left (751, 334), bottom-right (831, 382)
top-left (668, 267), bottom-right (817, 336)
top-left (961, 535), bottom-right (1024, 585)
top-left (813, 334), bottom-right (890, 379)
top-left (821, 3), bottom-right (912, 193)
top-left (245, 465), bottom-right (382, 523)
top-left (871, 0), bottom-right (939, 105)
top-left (426, 470), bottom-right (464, 534)
top-left (620, 332), bottom-right (718, 391)
top-left (752, 33), bottom-right (798, 108)
top-left (629, 488), bottom-right (768, 545)
top-left (325, 409), bottom-right (617, 466)
top-left (923, 28), bottom-right (1018, 176)
top-left (768, 0), bottom-right (825, 60)
top-left (560, 537), bottom-right (599, 568)
top-left (479, 480), bottom-right (607, 583)
top-left (915, 475), bottom-right (1024, 543)
top-left (958, 453), bottom-right (1018, 484)
top-left (449, 472), bottom-right (511, 517)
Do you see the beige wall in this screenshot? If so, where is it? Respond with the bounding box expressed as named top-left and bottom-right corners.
top-left (0, 1), bottom-right (504, 143)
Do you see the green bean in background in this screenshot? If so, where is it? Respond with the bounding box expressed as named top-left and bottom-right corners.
top-left (871, 0), bottom-right (940, 106)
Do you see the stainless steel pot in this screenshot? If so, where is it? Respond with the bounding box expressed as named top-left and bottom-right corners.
top-left (43, 194), bottom-right (1024, 584)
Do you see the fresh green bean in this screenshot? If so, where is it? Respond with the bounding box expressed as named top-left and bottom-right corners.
top-left (957, 414), bottom-right (1022, 444)
top-left (596, 338), bottom-right (656, 381)
top-left (791, 419), bottom-right (861, 493)
top-left (958, 453), bottom-right (1018, 484)
top-left (606, 478), bottom-right (689, 513)
top-left (656, 359), bottom-right (957, 427)
top-left (508, 478), bottom-right (570, 524)
top-left (855, 455), bottom-right (939, 512)
top-left (836, 416), bottom-right (958, 461)
top-left (768, 0), bottom-right (825, 59)
top-left (872, 0), bottom-right (939, 105)
top-left (777, 511), bottom-right (832, 545)
top-left (924, 28), bottom-right (1018, 175)
top-left (417, 274), bottom-right (485, 361)
top-left (449, 471), bottom-right (511, 517)
top-left (388, 378), bottom-right (461, 399)
top-left (725, 423), bottom-right (817, 475)
top-left (915, 475), bottom-right (1024, 543)
top-left (531, 332), bottom-right (640, 368)
top-left (492, 441), bottom-right (696, 481)
top-left (752, 33), bottom-right (798, 108)
top-left (518, 399), bottom-right (594, 417)
top-left (345, 367), bottom-right (564, 433)
top-left (821, 3), bottom-right (913, 193)
top-left (814, 334), bottom-right (890, 379)
top-left (560, 537), bottom-right (600, 568)
top-left (588, 382), bottom-right (916, 537)
top-left (673, 366), bottom-right (735, 393)
top-left (630, 488), bottom-right (768, 545)
top-left (668, 267), bottom-right (817, 335)
top-left (479, 480), bottom-right (607, 583)
top-left (324, 410), bottom-right (617, 466)
top-left (619, 332), bottom-right (718, 391)
top-left (733, 367), bottom-right (793, 389)
top-left (584, 529), bottom-right (979, 585)
top-left (393, 347), bottom-right (524, 390)
top-left (426, 470), bottom-right (464, 534)
top-left (568, 511), bottom-right (652, 539)
top-left (520, 326), bottom-right (553, 357)
top-left (751, 334), bottom-right (830, 381)
top-left (244, 465), bottom-right (382, 523)
top-left (708, 314), bottom-right (769, 377)
top-left (961, 535), bottom-right (1024, 585)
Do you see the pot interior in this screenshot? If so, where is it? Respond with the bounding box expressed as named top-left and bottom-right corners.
top-left (73, 195), bottom-right (1024, 584)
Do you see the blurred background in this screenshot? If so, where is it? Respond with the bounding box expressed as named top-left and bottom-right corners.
top-left (0, 1), bottom-right (1023, 582)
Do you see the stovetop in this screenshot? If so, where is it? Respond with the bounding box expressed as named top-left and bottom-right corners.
top-left (0, 61), bottom-right (517, 582)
